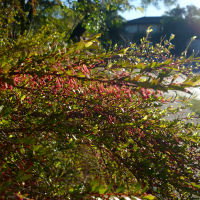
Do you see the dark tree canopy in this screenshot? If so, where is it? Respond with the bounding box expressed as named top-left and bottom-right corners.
top-left (1, 0), bottom-right (179, 41)
top-left (162, 5), bottom-right (200, 55)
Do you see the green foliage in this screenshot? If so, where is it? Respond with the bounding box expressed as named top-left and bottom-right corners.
top-left (0, 0), bottom-right (61, 37)
top-left (1, 1), bottom-right (200, 199)
top-left (0, 23), bottom-right (200, 200)
top-left (1, 0), bottom-right (176, 44)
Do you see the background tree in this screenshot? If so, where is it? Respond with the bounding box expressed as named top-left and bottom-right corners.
top-left (66, 0), bottom-right (179, 42)
top-left (161, 5), bottom-right (200, 55)
top-left (1, 0), bottom-right (179, 42)
top-left (164, 4), bottom-right (186, 18)
top-left (185, 5), bottom-right (200, 20)
top-left (0, 0), bottom-right (61, 38)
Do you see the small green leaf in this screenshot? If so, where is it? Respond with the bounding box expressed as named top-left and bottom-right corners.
top-left (21, 95), bottom-right (26, 101)
top-left (169, 34), bottom-right (175, 41)
top-left (98, 185), bottom-right (107, 194)
top-left (143, 115), bottom-right (148, 120)
top-left (143, 194), bottom-right (157, 200)
top-left (150, 62), bottom-right (157, 68)
top-left (85, 41), bottom-right (93, 48)
top-left (0, 105), bottom-right (4, 113)
top-left (190, 182), bottom-right (200, 189)
top-left (91, 180), bottom-right (99, 192)
top-left (137, 7), bottom-right (144, 13)
top-left (20, 148), bottom-right (25, 154)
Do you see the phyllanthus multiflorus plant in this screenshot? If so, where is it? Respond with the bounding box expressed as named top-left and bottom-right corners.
top-left (0, 27), bottom-right (200, 200)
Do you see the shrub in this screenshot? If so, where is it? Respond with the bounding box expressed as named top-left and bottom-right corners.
top-left (0, 27), bottom-right (200, 199)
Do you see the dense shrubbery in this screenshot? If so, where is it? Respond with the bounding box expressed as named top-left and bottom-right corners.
top-left (1, 1), bottom-right (200, 199)
top-left (0, 24), bottom-right (200, 199)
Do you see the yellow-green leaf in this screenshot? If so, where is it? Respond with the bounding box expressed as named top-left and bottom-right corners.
top-left (143, 194), bottom-right (157, 200)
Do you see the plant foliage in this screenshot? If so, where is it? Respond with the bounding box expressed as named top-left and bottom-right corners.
top-left (0, 23), bottom-right (200, 200)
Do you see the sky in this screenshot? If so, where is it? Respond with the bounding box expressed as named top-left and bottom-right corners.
top-left (120, 0), bottom-right (200, 20)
